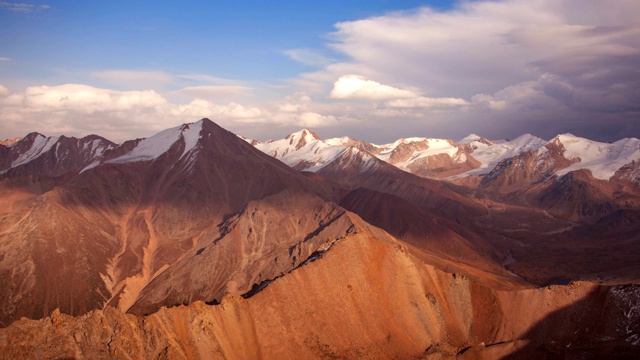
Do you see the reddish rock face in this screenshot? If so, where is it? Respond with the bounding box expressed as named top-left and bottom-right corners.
top-left (0, 119), bottom-right (639, 357)
top-left (0, 233), bottom-right (638, 359)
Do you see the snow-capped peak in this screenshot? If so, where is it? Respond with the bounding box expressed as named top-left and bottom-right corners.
top-left (244, 127), bottom-right (640, 183)
top-left (458, 134), bottom-right (483, 144)
top-left (255, 129), bottom-right (347, 172)
top-left (108, 120), bottom-right (203, 164)
top-left (324, 136), bottom-right (353, 147)
top-left (283, 129), bottom-right (321, 149)
top-left (452, 134), bottom-right (547, 178)
top-left (384, 137), bottom-right (429, 150)
top-left (552, 134), bottom-right (640, 180)
top-left (11, 133), bottom-right (60, 167)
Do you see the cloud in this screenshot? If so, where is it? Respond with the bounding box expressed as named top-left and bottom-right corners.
top-left (329, 75), bottom-right (417, 100)
top-left (0, 84), bottom-right (174, 141)
top-left (386, 96), bottom-right (468, 108)
top-left (309, 0), bottom-right (640, 141)
top-left (299, 112), bottom-right (337, 127)
top-left (0, 57), bottom-right (10, 61)
top-left (91, 70), bottom-right (176, 90)
top-left (284, 49), bottom-right (334, 67)
top-left (0, 83), bottom-right (345, 142)
top-left (2, 1), bottom-right (640, 143)
top-left (167, 85), bottom-right (252, 100)
top-left (0, 2), bottom-right (49, 13)
top-left (91, 70), bottom-right (258, 99)
top-left (8, 84), bottom-right (167, 112)
top-left (176, 73), bottom-right (246, 85)
top-left (276, 92), bottom-right (311, 113)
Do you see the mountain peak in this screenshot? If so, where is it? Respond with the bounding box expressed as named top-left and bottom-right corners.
top-left (106, 120), bottom-right (206, 164)
top-left (458, 134), bottom-right (482, 144)
top-left (284, 128), bottom-right (321, 150)
top-left (0, 137), bottom-right (21, 146)
top-left (458, 134), bottom-right (494, 146)
top-left (286, 128), bottom-right (320, 141)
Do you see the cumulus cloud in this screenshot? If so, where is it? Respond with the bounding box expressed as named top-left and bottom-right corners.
top-left (2, 84), bottom-right (167, 115)
top-left (313, 0), bottom-right (640, 141)
top-left (276, 92), bottom-right (311, 113)
top-left (0, 84), bottom-right (343, 142)
top-left (299, 112), bottom-right (337, 127)
top-left (0, 84), bottom-right (173, 141)
top-left (329, 75), bottom-right (417, 100)
top-left (0, 2), bottom-right (49, 13)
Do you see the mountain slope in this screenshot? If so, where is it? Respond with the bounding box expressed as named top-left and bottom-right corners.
top-left (256, 128), bottom-right (640, 286)
top-left (1, 133), bottom-right (115, 178)
top-left (1, 230), bottom-right (638, 359)
top-left (1, 119), bottom-right (640, 358)
top-left (0, 119), bottom-right (339, 325)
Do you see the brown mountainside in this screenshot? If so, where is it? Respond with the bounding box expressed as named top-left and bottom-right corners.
top-left (0, 119), bottom-right (337, 325)
top-left (1, 231), bottom-right (638, 359)
top-left (0, 119), bottom-right (639, 358)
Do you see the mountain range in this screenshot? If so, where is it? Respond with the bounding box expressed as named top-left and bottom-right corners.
top-left (0, 119), bottom-right (639, 359)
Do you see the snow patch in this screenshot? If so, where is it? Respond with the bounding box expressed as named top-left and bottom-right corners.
top-left (554, 134), bottom-right (640, 180)
top-left (324, 136), bottom-right (352, 147)
top-left (108, 120), bottom-right (203, 164)
top-left (456, 134), bottom-right (547, 177)
top-left (11, 135), bottom-right (60, 167)
top-left (458, 134), bottom-right (482, 144)
top-left (180, 120), bottom-right (202, 158)
top-left (256, 129), bottom-right (344, 172)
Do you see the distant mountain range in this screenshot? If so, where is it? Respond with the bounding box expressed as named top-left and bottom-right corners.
top-left (0, 119), bottom-right (638, 358)
top-left (252, 128), bottom-right (640, 182)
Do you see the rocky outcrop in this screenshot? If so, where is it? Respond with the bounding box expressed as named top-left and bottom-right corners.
top-left (127, 191), bottom-right (360, 315)
top-left (1, 232), bottom-right (638, 359)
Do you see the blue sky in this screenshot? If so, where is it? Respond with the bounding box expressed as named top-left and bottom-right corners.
top-left (1, 0), bottom-right (639, 143)
top-left (2, 1), bottom-right (452, 84)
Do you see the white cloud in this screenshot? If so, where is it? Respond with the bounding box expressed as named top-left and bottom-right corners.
top-left (168, 85), bottom-right (252, 99)
top-left (307, 0), bottom-right (640, 141)
top-left (284, 49), bottom-right (334, 67)
top-left (91, 70), bottom-right (175, 90)
top-left (276, 92), bottom-right (311, 113)
top-left (329, 75), bottom-right (417, 100)
top-left (299, 112), bottom-right (338, 127)
top-left (386, 96), bottom-right (468, 108)
top-left (12, 84), bottom-right (167, 112)
top-left (324, 0), bottom-right (640, 99)
top-left (0, 57), bottom-right (10, 61)
top-left (0, 2), bottom-right (50, 13)
top-left (91, 70), bottom-right (258, 100)
top-left (0, 83), bottom-right (345, 142)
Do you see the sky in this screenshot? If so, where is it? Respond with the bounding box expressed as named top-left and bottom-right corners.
top-left (1, 0), bottom-right (639, 144)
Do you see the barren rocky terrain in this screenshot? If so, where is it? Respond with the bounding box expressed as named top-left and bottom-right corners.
top-left (1, 119), bottom-right (639, 359)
